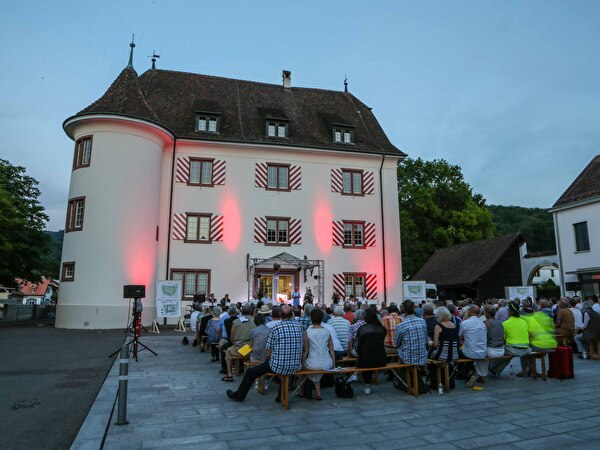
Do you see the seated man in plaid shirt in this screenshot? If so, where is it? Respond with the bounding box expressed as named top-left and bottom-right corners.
top-left (227, 305), bottom-right (306, 403)
top-left (395, 300), bottom-right (428, 367)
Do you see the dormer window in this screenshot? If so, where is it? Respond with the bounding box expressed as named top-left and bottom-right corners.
top-left (266, 121), bottom-right (287, 138)
top-left (333, 127), bottom-right (353, 144)
top-left (196, 115), bottom-right (219, 133)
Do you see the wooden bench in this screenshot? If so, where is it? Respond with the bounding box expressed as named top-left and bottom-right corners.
top-left (243, 361), bottom-right (269, 393)
top-left (527, 351), bottom-right (551, 380)
top-left (589, 339), bottom-right (600, 360)
top-left (269, 362), bottom-right (419, 410)
top-left (557, 333), bottom-right (576, 346)
top-left (198, 336), bottom-right (208, 352)
top-left (230, 354), bottom-right (249, 376)
top-left (336, 356), bottom-right (357, 366)
top-left (428, 351), bottom-right (551, 392)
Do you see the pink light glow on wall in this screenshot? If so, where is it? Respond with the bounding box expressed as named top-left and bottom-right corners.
top-left (313, 199), bottom-right (333, 254)
top-left (221, 194), bottom-right (241, 252)
top-left (122, 233), bottom-right (156, 288)
top-left (348, 236), bottom-right (400, 300)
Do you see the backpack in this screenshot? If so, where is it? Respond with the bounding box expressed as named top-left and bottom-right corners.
top-left (334, 376), bottom-right (354, 398)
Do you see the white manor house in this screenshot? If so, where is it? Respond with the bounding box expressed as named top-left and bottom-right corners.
top-left (57, 46), bottom-right (405, 329)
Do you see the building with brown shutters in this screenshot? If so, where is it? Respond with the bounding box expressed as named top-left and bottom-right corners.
top-left (57, 43), bottom-right (405, 328)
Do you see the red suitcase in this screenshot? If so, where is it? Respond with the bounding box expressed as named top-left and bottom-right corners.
top-left (548, 345), bottom-right (574, 380)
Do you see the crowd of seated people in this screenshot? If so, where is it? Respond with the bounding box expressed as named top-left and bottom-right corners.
top-left (185, 292), bottom-right (600, 403)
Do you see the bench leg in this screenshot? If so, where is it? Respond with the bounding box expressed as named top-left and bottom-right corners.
top-left (444, 365), bottom-right (450, 393)
top-left (410, 366), bottom-right (418, 398)
top-left (530, 356), bottom-right (538, 381)
top-left (258, 375), bottom-right (265, 395)
top-left (282, 376), bottom-right (289, 410)
top-left (541, 355), bottom-right (547, 381)
top-left (403, 367), bottom-right (412, 397)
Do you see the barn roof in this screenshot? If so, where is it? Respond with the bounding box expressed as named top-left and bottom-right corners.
top-left (413, 233), bottom-right (524, 287)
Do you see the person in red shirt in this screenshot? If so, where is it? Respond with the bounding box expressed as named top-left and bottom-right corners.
top-left (342, 302), bottom-right (355, 324)
top-left (382, 304), bottom-right (402, 355)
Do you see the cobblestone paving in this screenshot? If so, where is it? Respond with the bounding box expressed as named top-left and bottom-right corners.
top-left (71, 335), bottom-right (600, 449)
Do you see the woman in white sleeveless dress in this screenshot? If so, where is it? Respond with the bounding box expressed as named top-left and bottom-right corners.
top-left (303, 308), bottom-right (335, 399)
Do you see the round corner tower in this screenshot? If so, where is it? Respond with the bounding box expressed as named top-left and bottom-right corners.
top-left (56, 65), bottom-right (173, 329)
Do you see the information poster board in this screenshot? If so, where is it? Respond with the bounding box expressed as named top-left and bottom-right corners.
top-left (403, 281), bottom-right (426, 302)
top-left (156, 280), bottom-right (182, 318)
top-left (505, 286), bottom-right (535, 301)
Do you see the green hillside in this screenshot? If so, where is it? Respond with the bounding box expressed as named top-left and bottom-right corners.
top-left (487, 205), bottom-right (555, 253)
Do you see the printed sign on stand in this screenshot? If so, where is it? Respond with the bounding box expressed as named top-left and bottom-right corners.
top-left (505, 286), bottom-right (536, 301)
top-left (156, 280), bottom-right (182, 318)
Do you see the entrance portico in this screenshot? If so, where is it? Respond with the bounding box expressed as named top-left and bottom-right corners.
top-left (247, 252), bottom-right (324, 304)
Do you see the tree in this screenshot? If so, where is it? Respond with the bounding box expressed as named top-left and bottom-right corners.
top-left (536, 279), bottom-right (560, 300)
top-left (487, 205), bottom-right (555, 253)
top-left (0, 159), bottom-right (51, 285)
top-left (398, 158), bottom-right (494, 278)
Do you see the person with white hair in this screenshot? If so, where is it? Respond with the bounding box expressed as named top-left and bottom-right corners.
top-left (575, 300), bottom-right (600, 359)
top-left (429, 306), bottom-right (461, 362)
top-left (328, 306), bottom-right (351, 351)
top-left (460, 305), bottom-right (488, 387)
top-left (495, 299), bottom-right (508, 322)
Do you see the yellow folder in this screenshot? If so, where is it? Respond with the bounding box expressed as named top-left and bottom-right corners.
top-left (237, 344), bottom-right (252, 356)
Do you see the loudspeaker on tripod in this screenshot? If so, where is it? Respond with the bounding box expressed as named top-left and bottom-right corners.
top-left (124, 285), bottom-right (145, 299)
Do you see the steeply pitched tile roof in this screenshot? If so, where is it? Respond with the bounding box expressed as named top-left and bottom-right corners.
top-left (412, 233), bottom-right (523, 287)
top-left (79, 67), bottom-right (159, 122)
top-left (553, 155), bottom-right (600, 208)
top-left (74, 68), bottom-right (404, 156)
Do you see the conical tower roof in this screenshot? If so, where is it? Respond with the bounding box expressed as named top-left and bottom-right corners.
top-left (78, 67), bottom-right (159, 122)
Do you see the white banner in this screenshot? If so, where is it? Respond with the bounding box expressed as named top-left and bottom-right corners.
top-left (403, 281), bottom-right (426, 302)
top-left (156, 280), bottom-right (182, 318)
top-left (506, 286), bottom-right (535, 301)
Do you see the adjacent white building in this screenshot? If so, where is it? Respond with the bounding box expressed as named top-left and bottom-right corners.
top-left (550, 155), bottom-right (600, 299)
top-left (56, 47), bottom-right (405, 329)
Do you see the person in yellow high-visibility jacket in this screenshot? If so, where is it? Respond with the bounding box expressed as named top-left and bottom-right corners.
top-left (521, 311), bottom-right (557, 376)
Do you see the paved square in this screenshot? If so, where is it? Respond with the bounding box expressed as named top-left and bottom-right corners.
top-left (72, 335), bottom-right (600, 449)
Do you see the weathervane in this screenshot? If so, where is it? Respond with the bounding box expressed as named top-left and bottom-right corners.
top-left (344, 75), bottom-right (348, 93)
top-left (149, 50), bottom-right (160, 70)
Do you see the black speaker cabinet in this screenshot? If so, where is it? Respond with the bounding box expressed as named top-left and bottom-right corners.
top-left (123, 285), bottom-right (145, 299)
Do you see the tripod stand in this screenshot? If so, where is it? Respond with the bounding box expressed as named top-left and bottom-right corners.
top-left (110, 299), bottom-right (158, 361)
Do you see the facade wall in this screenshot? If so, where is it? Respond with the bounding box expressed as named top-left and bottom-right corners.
top-left (58, 121), bottom-right (403, 329)
top-left (164, 141), bottom-right (403, 313)
top-left (553, 200), bottom-right (600, 297)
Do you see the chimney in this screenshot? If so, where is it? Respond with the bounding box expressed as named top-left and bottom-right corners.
top-left (282, 70), bottom-right (291, 90)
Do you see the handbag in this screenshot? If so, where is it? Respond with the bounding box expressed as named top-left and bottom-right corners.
top-left (334, 376), bottom-right (354, 398)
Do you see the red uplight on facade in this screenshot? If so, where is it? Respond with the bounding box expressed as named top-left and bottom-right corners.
top-left (313, 200), bottom-right (333, 254)
top-left (221, 194), bottom-right (241, 252)
top-left (122, 232), bottom-right (156, 288)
